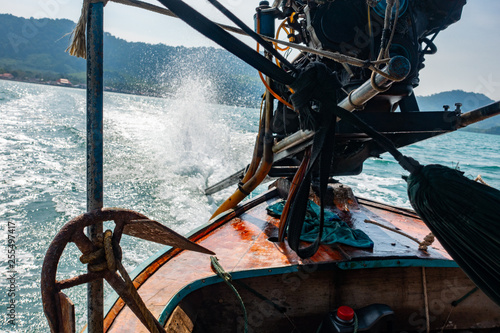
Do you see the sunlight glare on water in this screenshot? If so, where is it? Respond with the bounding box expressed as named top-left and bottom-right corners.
top-left (0, 79), bottom-right (499, 332)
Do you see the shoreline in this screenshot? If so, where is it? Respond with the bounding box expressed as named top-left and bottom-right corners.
top-left (0, 76), bottom-right (167, 97)
top-left (0, 77), bottom-right (260, 109)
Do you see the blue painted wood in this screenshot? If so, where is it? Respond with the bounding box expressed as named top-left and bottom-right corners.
top-left (157, 266), bottom-right (300, 325)
top-left (337, 258), bottom-right (459, 270)
top-left (86, 2), bottom-right (104, 333)
top-left (156, 257), bottom-right (458, 325)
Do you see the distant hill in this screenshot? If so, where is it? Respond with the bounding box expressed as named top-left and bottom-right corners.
top-left (0, 14), bottom-right (262, 107)
top-left (416, 90), bottom-right (499, 130)
top-left (465, 126), bottom-right (500, 136)
top-left (1, 13), bottom-right (499, 125)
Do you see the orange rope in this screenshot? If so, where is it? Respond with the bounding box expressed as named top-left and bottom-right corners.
top-left (274, 20), bottom-right (290, 52)
top-left (258, 71), bottom-right (295, 109)
top-left (256, 18), bottom-right (295, 110)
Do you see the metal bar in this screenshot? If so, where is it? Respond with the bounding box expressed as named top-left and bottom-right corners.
top-left (273, 56), bottom-right (410, 154)
top-left (110, 0), bottom-right (246, 36)
top-left (86, 2), bottom-right (104, 333)
top-left (272, 130), bottom-right (314, 154)
top-left (204, 169), bottom-right (245, 195)
top-left (459, 101), bottom-right (500, 128)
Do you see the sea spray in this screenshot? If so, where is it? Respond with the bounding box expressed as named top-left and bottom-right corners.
top-left (0, 80), bottom-right (498, 331)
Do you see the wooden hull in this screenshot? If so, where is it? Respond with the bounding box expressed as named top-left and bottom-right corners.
top-left (167, 267), bottom-right (495, 333)
top-left (102, 184), bottom-right (500, 332)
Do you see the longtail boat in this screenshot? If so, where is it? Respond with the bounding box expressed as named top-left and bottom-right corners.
top-left (41, 0), bottom-right (500, 332)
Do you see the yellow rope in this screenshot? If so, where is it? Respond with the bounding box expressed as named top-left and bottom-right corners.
top-left (474, 175), bottom-right (490, 186)
top-left (418, 233), bottom-right (435, 252)
top-left (103, 229), bottom-right (116, 271)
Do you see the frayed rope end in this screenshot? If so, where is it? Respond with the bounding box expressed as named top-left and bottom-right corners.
top-left (67, 0), bottom-right (111, 59)
top-left (66, 1), bottom-right (89, 59)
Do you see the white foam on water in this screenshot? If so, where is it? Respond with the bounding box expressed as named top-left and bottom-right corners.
top-left (103, 74), bottom-right (256, 236)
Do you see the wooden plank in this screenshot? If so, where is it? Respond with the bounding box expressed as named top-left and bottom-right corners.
top-left (105, 193), bottom-right (473, 332)
top-left (173, 267), bottom-right (500, 332)
top-left (58, 292), bottom-right (75, 333)
top-left (103, 191), bottom-right (280, 330)
top-left (165, 306), bottom-right (194, 333)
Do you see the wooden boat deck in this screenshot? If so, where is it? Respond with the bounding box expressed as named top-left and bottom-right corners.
top-left (103, 187), bottom-right (494, 332)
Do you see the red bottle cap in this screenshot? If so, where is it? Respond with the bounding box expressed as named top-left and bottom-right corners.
top-left (337, 306), bottom-right (355, 322)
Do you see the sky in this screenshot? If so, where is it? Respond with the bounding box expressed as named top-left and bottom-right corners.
top-left (1, 0), bottom-right (500, 101)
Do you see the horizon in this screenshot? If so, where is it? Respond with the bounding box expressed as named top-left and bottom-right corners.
top-left (1, 1), bottom-right (500, 101)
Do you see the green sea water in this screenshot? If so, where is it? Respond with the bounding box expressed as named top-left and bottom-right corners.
top-left (0, 80), bottom-right (498, 332)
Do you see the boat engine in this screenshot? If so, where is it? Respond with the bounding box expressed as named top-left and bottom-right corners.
top-left (265, 0), bottom-right (466, 137)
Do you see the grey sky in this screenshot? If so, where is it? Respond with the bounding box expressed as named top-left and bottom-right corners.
top-left (2, 0), bottom-right (500, 100)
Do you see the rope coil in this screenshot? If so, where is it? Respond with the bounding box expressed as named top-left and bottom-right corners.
top-left (79, 229), bottom-right (118, 272)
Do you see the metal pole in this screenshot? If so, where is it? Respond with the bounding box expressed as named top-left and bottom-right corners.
top-left (459, 101), bottom-right (500, 128)
top-left (86, 2), bottom-right (104, 333)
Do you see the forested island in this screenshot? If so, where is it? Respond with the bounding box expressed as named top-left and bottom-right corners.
top-left (1, 14), bottom-right (499, 133)
top-left (0, 14), bottom-right (262, 107)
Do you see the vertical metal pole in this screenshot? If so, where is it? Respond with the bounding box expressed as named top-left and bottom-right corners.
top-left (87, 2), bottom-right (104, 333)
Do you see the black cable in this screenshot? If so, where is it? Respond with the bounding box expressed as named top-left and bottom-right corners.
top-left (206, 0), bottom-right (298, 73)
top-left (156, 0), bottom-right (295, 85)
top-left (422, 1), bottom-right (462, 54)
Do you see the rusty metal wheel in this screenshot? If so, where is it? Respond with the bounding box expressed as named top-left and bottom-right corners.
top-left (41, 208), bottom-right (213, 333)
